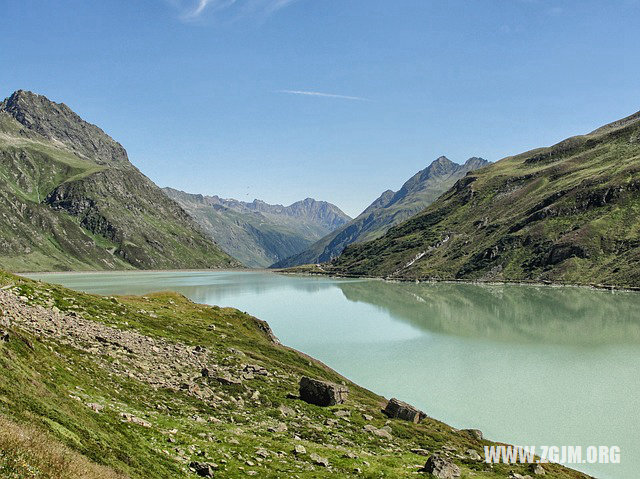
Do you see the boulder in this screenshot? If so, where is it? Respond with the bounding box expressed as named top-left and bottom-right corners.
top-left (189, 461), bottom-right (216, 477)
top-left (383, 397), bottom-right (426, 423)
top-left (299, 376), bottom-right (348, 406)
top-left (461, 428), bottom-right (483, 441)
top-left (532, 464), bottom-right (546, 475)
top-left (420, 455), bottom-right (461, 478)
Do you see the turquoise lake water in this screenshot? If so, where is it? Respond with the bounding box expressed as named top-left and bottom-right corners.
top-left (26, 270), bottom-right (640, 479)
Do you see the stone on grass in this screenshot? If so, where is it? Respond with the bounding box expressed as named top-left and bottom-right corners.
top-left (383, 397), bottom-right (426, 423)
top-left (189, 461), bottom-right (216, 477)
top-left (299, 376), bottom-right (348, 407)
top-left (420, 455), bottom-right (461, 478)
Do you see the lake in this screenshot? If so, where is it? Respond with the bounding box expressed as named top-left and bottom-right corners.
top-left (26, 270), bottom-right (640, 479)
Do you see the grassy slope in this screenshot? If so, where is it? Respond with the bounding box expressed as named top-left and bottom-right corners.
top-left (330, 111), bottom-right (640, 288)
top-left (0, 271), bottom-right (587, 478)
top-left (0, 99), bottom-right (238, 272)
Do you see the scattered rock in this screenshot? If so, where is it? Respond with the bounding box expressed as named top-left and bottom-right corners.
top-left (411, 448), bottom-right (430, 457)
top-left (532, 463), bottom-right (546, 475)
top-left (215, 374), bottom-right (242, 386)
top-left (362, 413), bottom-right (373, 421)
top-left (278, 405), bottom-right (296, 417)
top-left (189, 461), bottom-right (217, 477)
top-left (363, 424), bottom-right (392, 439)
top-left (293, 444), bottom-right (306, 455)
top-left (86, 403), bottom-right (104, 413)
top-left (299, 376), bottom-right (348, 407)
top-left (0, 329), bottom-right (9, 342)
top-left (465, 448), bottom-right (481, 461)
top-left (461, 428), bottom-right (484, 441)
top-left (419, 455), bottom-right (461, 478)
top-left (267, 422), bottom-right (288, 433)
top-left (309, 452), bottom-right (329, 467)
top-left (383, 397), bottom-right (426, 423)
top-left (120, 412), bottom-right (151, 428)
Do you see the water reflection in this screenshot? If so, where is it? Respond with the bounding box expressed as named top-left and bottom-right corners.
top-left (338, 280), bottom-right (640, 345)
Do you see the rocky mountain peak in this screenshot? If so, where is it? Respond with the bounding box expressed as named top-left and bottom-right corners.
top-left (464, 157), bottom-right (489, 169)
top-left (0, 90), bottom-right (128, 164)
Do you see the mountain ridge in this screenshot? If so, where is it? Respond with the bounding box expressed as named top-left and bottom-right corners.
top-left (326, 108), bottom-right (640, 288)
top-left (272, 156), bottom-right (489, 268)
top-left (163, 188), bottom-right (351, 267)
top-left (0, 90), bottom-right (238, 272)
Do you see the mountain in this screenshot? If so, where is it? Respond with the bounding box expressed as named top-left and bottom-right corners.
top-left (328, 109), bottom-right (640, 288)
top-left (163, 188), bottom-right (351, 267)
top-left (0, 90), bottom-right (238, 272)
top-left (272, 156), bottom-right (488, 268)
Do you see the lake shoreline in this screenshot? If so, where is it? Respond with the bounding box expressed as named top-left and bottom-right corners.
top-left (275, 268), bottom-right (640, 293)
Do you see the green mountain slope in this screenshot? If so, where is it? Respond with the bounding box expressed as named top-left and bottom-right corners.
top-left (0, 91), bottom-right (237, 272)
top-left (164, 189), bottom-right (351, 267)
top-left (273, 156), bottom-right (488, 268)
top-left (329, 110), bottom-right (640, 288)
top-left (0, 271), bottom-right (586, 478)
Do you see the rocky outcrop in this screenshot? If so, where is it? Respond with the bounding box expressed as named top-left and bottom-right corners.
top-left (420, 454), bottom-right (461, 478)
top-left (383, 397), bottom-right (426, 423)
top-left (299, 376), bottom-right (349, 406)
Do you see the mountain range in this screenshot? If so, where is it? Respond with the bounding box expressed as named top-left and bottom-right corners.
top-left (327, 109), bottom-right (640, 288)
top-left (163, 188), bottom-right (351, 267)
top-left (272, 156), bottom-right (488, 268)
top-left (0, 90), bottom-right (237, 272)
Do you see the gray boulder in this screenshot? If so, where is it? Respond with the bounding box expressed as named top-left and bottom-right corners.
top-left (189, 461), bottom-right (216, 477)
top-left (299, 376), bottom-right (348, 406)
top-left (383, 397), bottom-right (426, 423)
top-left (420, 455), bottom-right (461, 478)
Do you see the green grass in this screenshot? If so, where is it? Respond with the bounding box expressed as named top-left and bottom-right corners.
top-left (0, 271), bottom-right (589, 478)
top-left (330, 111), bottom-right (640, 288)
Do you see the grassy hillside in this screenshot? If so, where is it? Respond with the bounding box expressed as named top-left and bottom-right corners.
top-left (0, 91), bottom-right (238, 272)
top-left (0, 271), bottom-right (587, 478)
top-left (327, 110), bottom-right (640, 288)
top-left (273, 157), bottom-right (488, 268)
top-left (164, 189), bottom-right (351, 268)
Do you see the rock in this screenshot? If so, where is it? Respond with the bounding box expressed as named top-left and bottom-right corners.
top-left (278, 405), bottom-right (296, 417)
top-left (362, 414), bottom-right (373, 421)
top-left (294, 444), bottom-right (306, 455)
top-left (309, 453), bottom-right (329, 467)
top-left (411, 448), bottom-right (430, 457)
top-left (299, 376), bottom-right (348, 407)
top-left (420, 455), bottom-right (461, 478)
top-left (465, 448), bottom-right (481, 461)
top-left (532, 463), bottom-right (546, 475)
top-left (334, 410), bottom-right (350, 418)
top-left (461, 428), bottom-right (483, 441)
top-left (0, 329), bottom-right (9, 342)
top-left (120, 412), bottom-right (151, 428)
top-left (243, 364), bottom-right (268, 376)
top-left (215, 374), bottom-right (242, 386)
top-left (189, 461), bottom-right (217, 477)
top-left (383, 398), bottom-right (426, 423)
top-left (86, 403), bottom-right (104, 413)
top-left (363, 424), bottom-right (392, 439)
top-left (267, 422), bottom-right (288, 433)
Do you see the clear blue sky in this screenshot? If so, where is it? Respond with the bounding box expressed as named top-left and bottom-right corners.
top-left (2, 0), bottom-right (639, 217)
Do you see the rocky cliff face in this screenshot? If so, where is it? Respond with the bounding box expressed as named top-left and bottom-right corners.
top-left (273, 156), bottom-right (488, 268)
top-left (0, 90), bottom-right (238, 271)
top-left (164, 188), bottom-right (351, 267)
top-left (329, 109), bottom-right (640, 288)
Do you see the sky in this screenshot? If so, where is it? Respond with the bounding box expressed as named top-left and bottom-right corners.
top-left (2, 0), bottom-right (640, 217)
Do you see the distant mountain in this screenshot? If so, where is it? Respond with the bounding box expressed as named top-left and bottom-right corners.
top-left (163, 188), bottom-right (351, 267)
top-left (0, 90), bottom-right (238, 272)
top-left (328, 109), bottom-right (640, 288)
top-left (272, 156), bottom-right (488, 268)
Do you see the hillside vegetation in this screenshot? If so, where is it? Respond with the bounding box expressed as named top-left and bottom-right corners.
top-left (0, 271), bottom-right (587, 478)
top-left (0, 91), bottom-right (237, 272)
top-left (327, 110), bottom-right (640, 288)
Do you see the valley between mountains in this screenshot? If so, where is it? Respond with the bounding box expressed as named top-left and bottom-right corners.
top-left (2, 88), bottom-right (638, 478)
